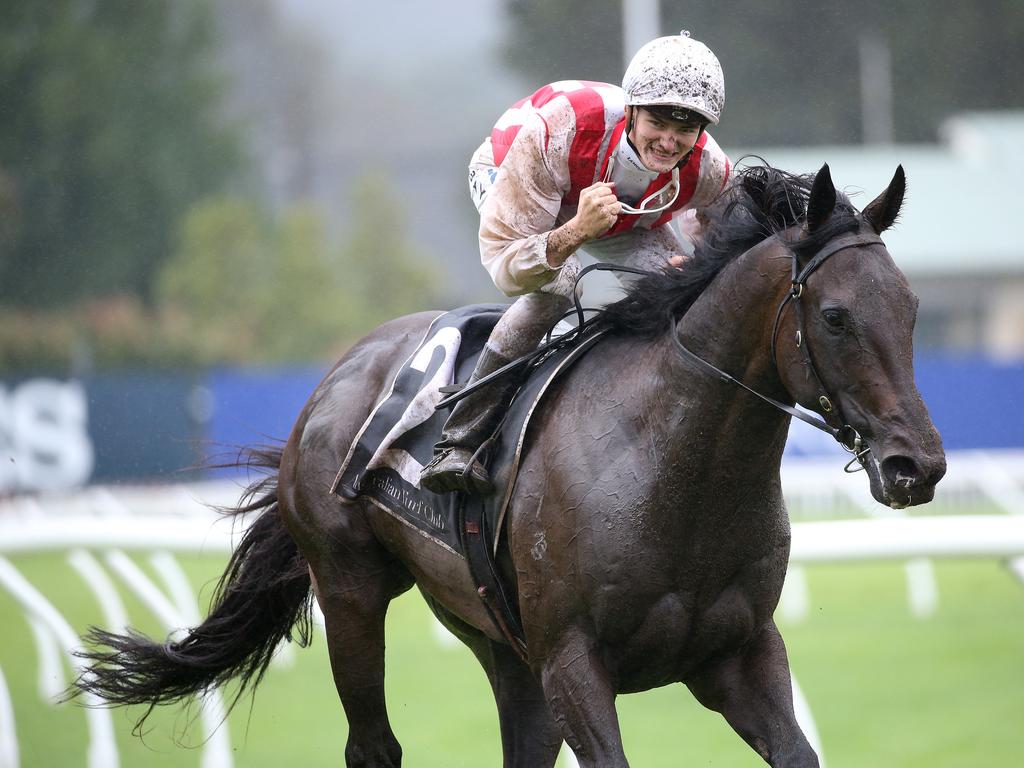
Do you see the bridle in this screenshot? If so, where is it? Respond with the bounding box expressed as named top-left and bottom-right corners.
top-left (672, 228), bottom-right (885, 472)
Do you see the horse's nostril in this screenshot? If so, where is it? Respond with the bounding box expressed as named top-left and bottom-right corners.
top-left (880, 455), bottom-right (922, 488)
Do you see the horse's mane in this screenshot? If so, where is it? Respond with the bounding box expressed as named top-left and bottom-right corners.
top-left (594, 162), bottom-right (862, 338)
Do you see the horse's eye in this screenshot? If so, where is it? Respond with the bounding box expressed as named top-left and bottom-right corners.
top-left (822, 309), bottom-right (845, 328)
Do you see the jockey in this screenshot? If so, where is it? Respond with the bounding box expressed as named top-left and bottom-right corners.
top-left (420, 31), bottom-right (731, 495)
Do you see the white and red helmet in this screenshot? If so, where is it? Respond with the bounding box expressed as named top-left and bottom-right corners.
top-left (622, 31), bottom-right (725, 125)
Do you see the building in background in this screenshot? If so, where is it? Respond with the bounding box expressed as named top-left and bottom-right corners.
top-left (740, 111), bottom-right (1024, 359)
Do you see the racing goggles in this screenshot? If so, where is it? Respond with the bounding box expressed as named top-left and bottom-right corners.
top-left (605, 158), bottom-right (681, 215)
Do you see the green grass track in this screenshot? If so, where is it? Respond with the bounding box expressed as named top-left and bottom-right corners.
top-left (0, 554), bottom-right (1021, 766)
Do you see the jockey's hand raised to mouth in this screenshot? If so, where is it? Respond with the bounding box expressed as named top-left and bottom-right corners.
top-left (546, 181), bottom-right (623, 269)
top-left (574, 182), bottom-right (621, 240)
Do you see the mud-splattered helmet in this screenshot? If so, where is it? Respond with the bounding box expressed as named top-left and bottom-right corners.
top-left (621, 31), bottom-right (725, 125)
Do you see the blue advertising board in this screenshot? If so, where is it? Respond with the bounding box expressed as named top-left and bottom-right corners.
top-left (2, 353), bottom-right (1021, 492)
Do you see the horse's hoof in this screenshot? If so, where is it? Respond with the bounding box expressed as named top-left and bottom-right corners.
top-left (420, 449), bottom-right (494, 496)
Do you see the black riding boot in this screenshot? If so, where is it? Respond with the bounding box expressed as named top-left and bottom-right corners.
top-left (419, 347), bottom-right (522, 495)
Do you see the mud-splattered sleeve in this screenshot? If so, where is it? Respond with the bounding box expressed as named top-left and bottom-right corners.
top-left (478, 109), bottom-right (574, 296)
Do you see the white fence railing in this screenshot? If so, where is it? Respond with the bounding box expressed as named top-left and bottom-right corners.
top-left (1, 450), bottom-right (1023, 768)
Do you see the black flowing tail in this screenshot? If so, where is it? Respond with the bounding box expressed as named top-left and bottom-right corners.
top-left (70, 445), bottom-right (313, 726)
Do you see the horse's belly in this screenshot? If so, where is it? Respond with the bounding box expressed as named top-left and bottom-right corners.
top-left (610, 583), bottom-right (764, 692)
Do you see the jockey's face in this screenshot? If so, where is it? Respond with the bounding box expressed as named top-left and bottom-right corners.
top-left (628, 107), bottom-right (702, 173)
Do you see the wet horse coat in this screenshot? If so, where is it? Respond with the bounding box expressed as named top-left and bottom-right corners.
top-left (75, 164), bottom-right (945, 767)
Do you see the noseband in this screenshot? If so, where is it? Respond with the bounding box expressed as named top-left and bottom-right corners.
top-left (672, 229), bottom-right (884, 472)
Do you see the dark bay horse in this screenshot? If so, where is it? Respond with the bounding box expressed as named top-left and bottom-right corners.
top-left (75, 164), bottom-right (945, 767)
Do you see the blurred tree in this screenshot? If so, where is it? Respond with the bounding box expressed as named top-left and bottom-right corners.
top-left (156, 172), bottom-right (445, 365)
top-left (0, 0), bottom-right (241, 308)
top-left (157, 198), bottom-right (271, 362)
top-left (259, 203), bottom-right (361, 362)
top-left (214, 0), bottom-right (336, 208)
top-left (338, 174), bottom-right (445, 332)
top-left (503, 0), bottom-right (1024, 146)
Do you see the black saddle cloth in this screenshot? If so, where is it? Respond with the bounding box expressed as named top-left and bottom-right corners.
top-left (331, 303), bottom-right (602, 558)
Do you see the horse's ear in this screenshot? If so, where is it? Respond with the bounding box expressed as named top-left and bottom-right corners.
top-left (862, 165), bottom-right (906, 234)
top-left (805, 163), bottom-right (836, 232)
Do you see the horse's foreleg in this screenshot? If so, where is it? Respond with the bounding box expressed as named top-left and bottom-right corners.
top-left (537, 628), bottom-right (630, 768)
top-left (685, 621), bottom-right (819, 768)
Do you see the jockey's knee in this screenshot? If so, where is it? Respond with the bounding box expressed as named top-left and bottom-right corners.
top-left (488, 290), bottom-right (572, 359)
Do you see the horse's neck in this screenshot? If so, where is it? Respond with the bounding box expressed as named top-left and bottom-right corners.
top-left (657, 239), bottom-right (793, 473)
top-left (682, 240), bottom-right (788, 377)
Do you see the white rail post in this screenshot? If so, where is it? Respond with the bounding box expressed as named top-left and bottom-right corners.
top-left (0, 557), bottom-right (119, 768)
top-left (0, 664), bottom-right (18, 768)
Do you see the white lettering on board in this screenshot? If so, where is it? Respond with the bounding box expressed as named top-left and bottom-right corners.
top-left (0, 379), bottom-right (94, 492)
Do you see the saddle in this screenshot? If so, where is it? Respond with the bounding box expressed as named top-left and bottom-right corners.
top-left (331, 304), bottom-right (603, 655)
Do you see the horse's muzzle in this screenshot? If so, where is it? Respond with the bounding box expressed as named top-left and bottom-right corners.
top-left (871, 450), bottom-right (947, 509)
